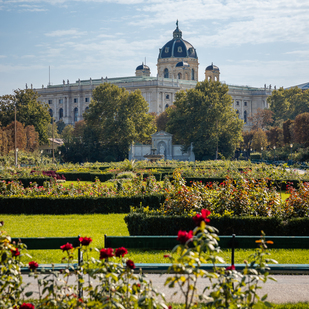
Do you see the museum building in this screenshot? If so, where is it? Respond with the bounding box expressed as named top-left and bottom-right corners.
top-left (35, 22), bottom-right (273, 130)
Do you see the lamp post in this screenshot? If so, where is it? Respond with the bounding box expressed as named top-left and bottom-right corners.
top-left (273, 146), bottom-right (276, 162)
top-left (261, 147), bottom-right (263, 161)
top-left (250, 148), bottom-right (252, 160)
top-left (59, 151), bottom-right (61, 164)
top-left (290, 144), bottom-right (293, 162)
top-left (244, 149), bottom-right (246, 160)
top-left (40, 150), bottom-right (43, 164)
top-left (15, 148), bottom-right (18, 166)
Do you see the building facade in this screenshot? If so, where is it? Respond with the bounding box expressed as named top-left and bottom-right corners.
top-left (35, 22), bottom-right (273, 130)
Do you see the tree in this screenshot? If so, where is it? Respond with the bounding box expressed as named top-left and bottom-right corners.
top-left (56, 120), bottom-right (66, 135)
top-left (251, 128), bottom-right (268, 151)
top-left (3, 121), bottom-right (27, 152)
top-left (268, 87), bottom-right (309, 122)
top-left (0, 89), bottom-right (51, 144)
top-left (47, 122), bottom-right (60, 139)
top-left (83, 83), bottom-right (156, 161)
top-left (248, 108), bottom-right (274, 130)
top-left (155, 105), bottom-right (176, 132)
top-left (73, 120), bottom-right (86, 139)
top-left (293, 112), bottom-right (309, 145)
top-left (166, 80), bottom-right (243, 160)
top-left (25, 125), bottom-right (39, 152)
top-left (283, 119), bottom-right (294, 144)
top-left (61, 125), bottom-right (75, 144)
top-left (266, 127), bottom-right (284, 148)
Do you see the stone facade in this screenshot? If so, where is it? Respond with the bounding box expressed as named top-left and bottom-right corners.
top-left (129, 131), bottom-right (195, 161)
top-left (35, 22), bottom-right (273, 131)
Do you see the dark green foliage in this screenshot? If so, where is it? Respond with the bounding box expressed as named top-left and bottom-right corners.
top-left (0, 194), bottom-right (165, 214)
top-left (125, 213), bottom-right (309, 236)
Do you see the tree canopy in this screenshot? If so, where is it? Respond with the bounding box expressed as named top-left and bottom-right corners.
top-left (0, 89), bottom-right (51, 144)
top-left (166, 80), bottom-right (243, 160)
top-left (83, 83), bottom-right (156, 161)
top-left (268, 87), bottom-right (309, 122)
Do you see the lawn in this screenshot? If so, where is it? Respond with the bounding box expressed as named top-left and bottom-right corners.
top-left (2, 214), bottom-right (307, 265)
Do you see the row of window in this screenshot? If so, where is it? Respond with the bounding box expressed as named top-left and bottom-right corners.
top-left (236, 110), bottom-right (248, 123)
top-left (163, 68), bottom-right (195, 80)
top-left (48, 97), bottom-right (90, 105)
top-left (49, 107), bottom-right (89, 122)
top-left (235, 101), bottom-right (248, 106)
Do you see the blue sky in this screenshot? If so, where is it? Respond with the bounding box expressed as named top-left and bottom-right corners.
top-left (0, 0), bottom-right (309, 96)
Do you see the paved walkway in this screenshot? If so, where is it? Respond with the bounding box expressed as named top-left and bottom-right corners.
top-left (22, 274), bottom-right (309, 304)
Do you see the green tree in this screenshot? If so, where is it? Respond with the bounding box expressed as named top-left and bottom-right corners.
top-left (268, 87), bottom-right (309, 121)
top-left (56, 119), bottom-right (66, 135)
top-left (83, 83), bottom-right (156, 161)
top-left (61, 125), bottom-right (74, 143)
top-left (47, 121), bottom-right (60, 139)
top-left (293, 112), bottom-right (309, 145)
top-left (251, 128), bottom-right (268, 151)
top-left (0, 89), bottom-right (51, 144)
top-left (166, 80), bottom-right (243, 160)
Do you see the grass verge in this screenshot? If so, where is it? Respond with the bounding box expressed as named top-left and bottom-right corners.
top-left (2, 214), bottom-right (307, 265)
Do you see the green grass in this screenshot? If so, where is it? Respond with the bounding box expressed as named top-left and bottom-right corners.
top-left (2, 214), bottom-right (308, 265)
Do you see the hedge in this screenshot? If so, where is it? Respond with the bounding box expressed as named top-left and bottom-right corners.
top-left (0, 194), bottom-right (165, 214)
top-left (124, 213), bottom-right (309, 236)
top-left (59, 172), bottom-right (116, 182)
top-left (182, 177), bottom-right (307, 190)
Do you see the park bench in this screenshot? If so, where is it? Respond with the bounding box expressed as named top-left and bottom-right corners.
top-left (11, 236), bottom-right (82, 272)
top-left (104, 234), bottom-right (309, 274)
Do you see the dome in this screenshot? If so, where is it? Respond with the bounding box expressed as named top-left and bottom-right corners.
top-left (136, 63), bottom-right (150, 71)
top-left (176, 61), bottom-right (190, 67)
top-left (206, 63), bottom-right (219, 71)
top-left (158, 21), bottom-right (197, 59)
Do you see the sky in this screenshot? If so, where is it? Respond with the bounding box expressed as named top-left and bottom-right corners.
top-left (0, 0), bottom-right (309, 96)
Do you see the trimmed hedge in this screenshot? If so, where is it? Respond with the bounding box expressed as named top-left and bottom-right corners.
top-left (124, 213), bottom-right (309, 236)
top-left (0, 194), bottom-right (165, 214)
top-left (183, 177), bottom-right (307, 190)
top-left (59, 172), bottom-right (116, 182)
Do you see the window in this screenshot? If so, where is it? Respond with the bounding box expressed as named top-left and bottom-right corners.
top-left (166, 94), bottom-right (170, 99)
top-left (74, 98), bottom-right (78, 103)
top-left (164, 68), bottom-right (169, 78)
top-left (178, 46), bottom-right (182, 52)
top-left (244, 110), bottom-right (247, 123)
top-left (244, 101), bottom-right (247, 106)
top-left (85, 97), bottom-right (89, 103)
top-left (236, 110), bottom-right (239, 118)
top-left (236, 101), bottom-right (239, 106)
top-left (165, 47), bottom-right (169, 53)
top-left (165, 104), bottom-right (169, 109)
top-left (178, 73), bottom-right (182, 79)
top-left (48, 100), bottom-right (53, 105)
top-left (49, 109), bottom-right (53, 117)
top-left (59, 99), bottom-right (63, 104)
top-left (191, 69), bottom-right (194, 80)
top-left (85, 106), bottom-right (89, 111)
top-left (74, 107), bottom-right (78, 122)
top-left (59, 108), bottom-right (63, 119)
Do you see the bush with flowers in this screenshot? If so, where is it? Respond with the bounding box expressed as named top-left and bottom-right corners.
top-left (0, 210), bottom-right (277, 309)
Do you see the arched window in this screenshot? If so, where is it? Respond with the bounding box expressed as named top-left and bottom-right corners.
top-left (74, 107), bottom-right (78, 122)
top-left (244, 110), bottom-right (247, 123)
top-left (85, 106), bottom-right (89, 111)
top-left (59, 108), bottom-right (63, 119)
top-left (49, 109), bottom-right (53, 117)
top-left (165, 104), bottom-right (169, 109)
top-left (236, 110), bottom-right (239, 118)
top-left (191, 69), bottom-right (194, 80)
top-left (164, 68), bottom-right (169, 78)
top-left (177, 73), bottom-right (182, 79)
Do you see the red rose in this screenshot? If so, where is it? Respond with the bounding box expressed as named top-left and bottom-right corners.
top-left (226, 265), bottom-right (235, 271)
top-left (28, 261), bottom-right (39, 270)
top-left (79, 236), bottom-right (92, 246)
top-left (99, 248), bottom-right (114, 259)
top-left (126, 259), bottom-right (135, 269)
top-left (11, 248), bottom-right (20, 257)
top-left (192, 209), bottom-right (211, 226)
top-left (177, 230), bottom-right (193, 244)
top-left (115, 247), bottom-right (128, 257)
top-left (60, 243), bottom-right (73, 251)
top-left (20, 303), bottom-right (35, 309)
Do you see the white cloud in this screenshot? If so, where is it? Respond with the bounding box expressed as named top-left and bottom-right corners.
top-left (0, 55), bottom-right (7, 58)
top-left (45, 29), bottom-right (87, 37)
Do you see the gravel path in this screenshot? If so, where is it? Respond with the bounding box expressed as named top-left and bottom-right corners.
top-left (21, 274), bottom-right (309, 304)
